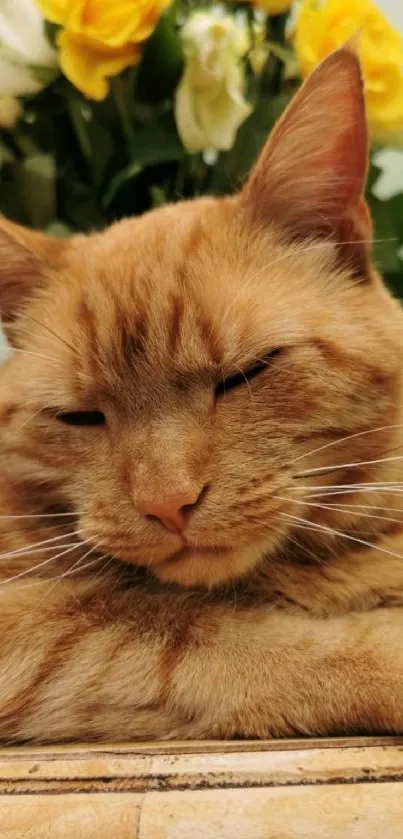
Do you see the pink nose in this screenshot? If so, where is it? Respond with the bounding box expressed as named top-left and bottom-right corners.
top-left (135, 490), bottom-right (201, 533)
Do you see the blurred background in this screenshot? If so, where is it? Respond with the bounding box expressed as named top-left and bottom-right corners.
top-left (0, 0), bottom-right (403, 356)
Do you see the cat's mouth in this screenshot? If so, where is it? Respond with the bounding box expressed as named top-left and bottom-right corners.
top-left (162, 545), bottom-right (233, 565)
top-left (152, 543), bottom-right (265, 588)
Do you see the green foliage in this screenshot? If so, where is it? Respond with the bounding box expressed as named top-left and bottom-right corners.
top-left (0, 8), bottom-right (402, 296)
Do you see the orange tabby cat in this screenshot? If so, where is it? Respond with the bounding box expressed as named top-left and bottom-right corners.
top-left (1, 47), bottom-right (403, 742)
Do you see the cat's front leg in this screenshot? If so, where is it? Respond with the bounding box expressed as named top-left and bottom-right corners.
top-left (172, 605), bottom-right (403, 738)
top-left (0, 578), bottom-right (402, 742)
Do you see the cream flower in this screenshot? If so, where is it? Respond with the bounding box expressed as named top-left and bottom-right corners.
top-left (175, 10), bottom-right (252, 153)
top-left (0, 0), bottom-right (57, 97)
top-left (0, 97), bottom-right (22, 128)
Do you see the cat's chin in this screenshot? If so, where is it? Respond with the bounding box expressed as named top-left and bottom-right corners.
top-left (152, 544), bottom-right (266, 588)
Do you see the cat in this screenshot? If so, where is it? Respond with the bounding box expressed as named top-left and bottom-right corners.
top-left (1, 46), bottom-right (403, 743)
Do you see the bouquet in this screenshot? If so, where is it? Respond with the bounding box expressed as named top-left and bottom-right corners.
top-left (0, 0), bottom-right (402, 293)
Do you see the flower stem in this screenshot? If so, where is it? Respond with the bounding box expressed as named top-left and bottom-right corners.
top-left (112, 76), bottom-right (136, 151)
top-left (68, 100), bottom-right (92, 162)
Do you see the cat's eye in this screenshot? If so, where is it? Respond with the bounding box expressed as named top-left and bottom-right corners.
top-left (215, 348), bottom-right (283, 398)
top-left (56, 411), bottom-right (106, 427)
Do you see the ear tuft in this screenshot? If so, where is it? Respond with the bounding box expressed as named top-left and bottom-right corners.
top-left (241, 47), bottom-right (371, 278)
top-left (0, 219), bottom-right (66, 324)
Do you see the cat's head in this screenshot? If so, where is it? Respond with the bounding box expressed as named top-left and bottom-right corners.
top-left (0, 47), bottom-right (402, 588)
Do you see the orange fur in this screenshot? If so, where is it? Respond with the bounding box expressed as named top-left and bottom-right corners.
top-left (0, 48), bottom-right (403, 741)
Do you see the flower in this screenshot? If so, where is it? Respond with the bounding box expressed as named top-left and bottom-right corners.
top-left (0, 0), bottom-right (57, 98)
top-left (293, 0), bottom-right (403, 142)
top-left (254, 0), bottom-right (292, 15)
top-left (0, 98), bottom-right (22, 129)
top-left (372, 149), bottom-right (403, 199)
top-left (175, 10), bottom-right (252, 153)
top-left (249, 18), bottom-right (270, 74)
top-left (36, 0), bottom-right (172, 100)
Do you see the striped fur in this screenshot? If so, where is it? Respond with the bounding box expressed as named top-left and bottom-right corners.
top-left (0, 49), bottom-right (403, 741)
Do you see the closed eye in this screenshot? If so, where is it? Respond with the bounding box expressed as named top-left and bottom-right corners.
top-left (56, 411), bottom-right (105, 427)
top-left (215, 348), bottom-right (283, 397)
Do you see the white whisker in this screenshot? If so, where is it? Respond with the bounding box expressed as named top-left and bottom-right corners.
top-left (298, 482), bottom-right (403, 492)
top-left (315, 502), bottom-right (403, 514)
top-left (294, 454), bottom-right (403, 478)
top-left (290, 425), bottom-right (403, 466)
top-left (271, 494), bottom-right (403, 527)
top-left (0, 542), bottom-right (82, 589)
top-left (41, 542), bottom-right (105, 598)
top-left (306, 487), bottom-right (403, 499)
top-left (0, 512), bottom-right (75, 520)
top-left (2, 542), bottom-right (81, 558)
top-left (282, 512), bottom-right (403, 563)
top-left (286, 533), bottom-right (323, 564)
top-left (67, 553), bottom-right (114, 580)
top-left (0, 530), bottom-right (82, 563)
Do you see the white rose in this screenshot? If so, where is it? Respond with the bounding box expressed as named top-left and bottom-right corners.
top-left (175, 9), bottom-right (252, 153)
top-left (0, 0), bottom-right (57, 98)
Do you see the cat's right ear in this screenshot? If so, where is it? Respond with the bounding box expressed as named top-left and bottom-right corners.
top-left (240, 46), bottom-right (372, 279)
top-left (0, 217), bottom-right (67, 324)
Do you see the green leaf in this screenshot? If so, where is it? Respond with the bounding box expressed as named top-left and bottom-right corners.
top-left (150, 185), bottom-right (167, 208)
top-left (369, 195), bottom-right (401, 274)
top-left (0, 177), bottom-right (26, 224)
top-left (367, 159), bottom-right (383, 194)
top-left (68, 100), bottom-right (92, 161)
top-left (129, 118), bottom-right (184, 167)
top-left (102, 162), bottom-right (143, 208)
top-left (86, 121), bottom-right (114, 187)
top-left (27, 64), bottom-right (59, 89)
top-left (388, 192), bottom-right (403, 243)
top-left (45, 21), bottom-right (60, 47)
top-left (45, 221), bottom-right (73, 238)
top-left (136, 15), bottom-right (184, 104)
top-left (0, 140), bottom-right (14, 166)
top-left (68, 100), bottom-right (114, 187)
top-left (16, 154), bottom-right (56, 228)
top-left (63, 181), bottom-right (106, 231)
top-left (215, 94), bottom-right (290, 192)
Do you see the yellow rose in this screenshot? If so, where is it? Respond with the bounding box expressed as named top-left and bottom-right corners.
top-left (293, 0), bottom-right (403, 142)
top-left (175, 10), bottom-right (252, 153)
top-left (35, 0), bottom-right (172, 100)
top-left (254, 0), bottom-right (292, 14)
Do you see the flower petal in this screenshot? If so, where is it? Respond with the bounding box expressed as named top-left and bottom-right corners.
top-left (0, 55), bottom-right (44, 96)
top-left (0, 0), bottom-right (56, 65)
top-left (175, 68), bottom-right (208, 152)
top-left (372, 149), bottom-right (403, 200)
top-left (198, 76), bottom-right (251, 150)
top-left (77, 1), bottom-right (168, 45)
top-left (0, 96), bottom-right (21, 128)
top-left (175, 10), bottom-right (252, 152)
top-left (34, 0), bottom-right (70, 25)
top-left (254, 0), bottom-right (292, 14)
top-left (58, 30), bottom-right (139, 100)
top-left (294, 0), bottom-right (403, 141)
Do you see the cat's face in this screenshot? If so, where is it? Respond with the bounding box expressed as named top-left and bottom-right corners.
top-left (1, 48), bottom-right (403, 588)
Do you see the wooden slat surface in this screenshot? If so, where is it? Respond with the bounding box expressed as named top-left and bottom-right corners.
top-left (1, 737), bottom-right (403, 837)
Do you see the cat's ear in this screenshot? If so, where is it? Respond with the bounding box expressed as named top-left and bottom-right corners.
top-left (240, 46), bottom-right (372, 279)
top-left (0, 217), bottom-right (67, 324)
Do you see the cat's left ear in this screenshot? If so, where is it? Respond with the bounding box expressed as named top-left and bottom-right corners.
top-left (240, 46), bottom-right (372, 279)
top-left (0, 217), bottom-right (67, 324)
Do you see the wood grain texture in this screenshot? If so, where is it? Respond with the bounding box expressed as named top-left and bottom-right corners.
top-left (1, 737), bottom-right (403, 837)
top-left (0, 794), bottom-right (143, 839)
